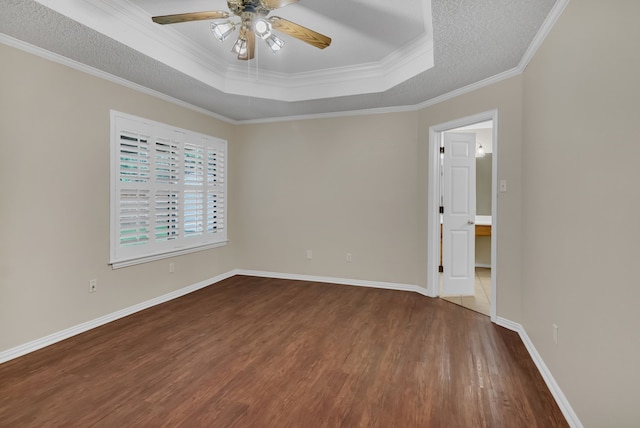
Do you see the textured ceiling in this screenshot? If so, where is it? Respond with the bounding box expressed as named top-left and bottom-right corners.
top-left (0, 0), bottom-right (558, 122)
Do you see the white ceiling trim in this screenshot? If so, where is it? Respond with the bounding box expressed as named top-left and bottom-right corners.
top-left (221, 34), bottom-right (434, 101)
top-left (240, 68), bottom-right (523, 124)
top-left (518, 0), bottom-right (569, 70)
top-left (34, 0), bottom-right (434, 102)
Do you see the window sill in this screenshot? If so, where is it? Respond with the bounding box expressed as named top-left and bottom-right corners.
top-left (110, 241), bottom-right (228, 269)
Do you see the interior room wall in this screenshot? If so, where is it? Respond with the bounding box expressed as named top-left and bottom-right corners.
top-left (521, 0), bottom-right (640, 426)
top-left (476, 153), bottom-right (492, 266)
top-left (0, 44), bottom-right (239, 353)
top-left (475, 236), bottom-right (491, 267)
top-left (234, 112), bottom-right (424, 287)
top-left (476, 153), bottom-right (493, 216)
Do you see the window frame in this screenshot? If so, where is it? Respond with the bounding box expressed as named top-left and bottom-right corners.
top-left (109, 110), bottom-right (227, 269)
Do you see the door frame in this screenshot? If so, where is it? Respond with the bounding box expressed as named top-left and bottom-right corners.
top-left (427, 109), bottom-right (498, 322)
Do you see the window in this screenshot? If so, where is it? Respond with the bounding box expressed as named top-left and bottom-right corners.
top-left (110, 111), bottom-right (227, 268)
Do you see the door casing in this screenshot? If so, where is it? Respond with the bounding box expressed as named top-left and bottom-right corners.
top-left (427, 110), bottom-right (498, 322)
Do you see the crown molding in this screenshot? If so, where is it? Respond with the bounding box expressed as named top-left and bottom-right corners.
top-left (519, 0), bottom-right (570, 71)
top-left (221, 33), bottom-right (434, 102)
top-left (239, 68), bottom-right (521, 125)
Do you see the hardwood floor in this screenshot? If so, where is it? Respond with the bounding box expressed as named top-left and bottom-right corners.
top-left (0, 276), bottom-right (568, 427)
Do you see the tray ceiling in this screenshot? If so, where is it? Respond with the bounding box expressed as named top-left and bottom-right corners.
top-left (0, 0), bottom-right (560, 122)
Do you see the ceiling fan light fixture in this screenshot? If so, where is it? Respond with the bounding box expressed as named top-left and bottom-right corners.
top-left (232, 36), bottom-right (248, 57)
top-left (254, 18), bottom-right (272, 40)
top-left (265, 34), bottom-right (285, 54)
top-left (211, 21), bottom-right (236, 42)
top-left (150, 0), bottom-right (331, 61)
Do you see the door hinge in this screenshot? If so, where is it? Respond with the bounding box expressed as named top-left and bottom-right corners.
top-left (440, 147), bottom-right (445, 154)
top-left (439, 265), bottom-right (444, 273)
top-left (439, 206), bottom-right (444, 214)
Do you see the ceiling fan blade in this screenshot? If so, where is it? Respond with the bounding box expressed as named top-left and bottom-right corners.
top-left (261, 0), bottom-right (299, 10)
top-left (270, 17), bottom-right (331, 49)
top-left (152, 11), bottom-right (229, 25)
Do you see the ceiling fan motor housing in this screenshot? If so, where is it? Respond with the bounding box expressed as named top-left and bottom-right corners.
top-left (228, 0), bottom-right (270, 17)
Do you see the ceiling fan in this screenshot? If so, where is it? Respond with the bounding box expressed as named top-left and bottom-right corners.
top-left (151, 0), bottom-right (332, 60)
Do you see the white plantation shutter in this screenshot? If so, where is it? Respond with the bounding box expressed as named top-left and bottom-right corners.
top-left (206, 146), bottom-right (225, 234)
top-left (207, 190), bottom-right (224, 233)
top-left (155, 137), bottom-right (179, 185)
top-left (183, 141), bottom-right (204, 239)
top-left (184, 190), bottom-right (204, 237)
top-left (184, 142), bottom-right (204, 185)
top-left (154, 190), bottom-right (179, 242)
top-left (119, 189), bottom-right (150, 247)
top-left (110, 111), bottom-right (228, 267)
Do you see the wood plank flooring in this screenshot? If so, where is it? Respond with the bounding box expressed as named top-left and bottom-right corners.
top-left (0, 276), bottom-right (568, 427)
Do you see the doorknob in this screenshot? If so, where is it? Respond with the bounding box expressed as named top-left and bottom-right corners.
top-left (467, 220), bottom-right (475, 225)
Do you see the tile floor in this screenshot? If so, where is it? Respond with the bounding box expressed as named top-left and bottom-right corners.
top-left (441, 267), bottom-right (491, 316)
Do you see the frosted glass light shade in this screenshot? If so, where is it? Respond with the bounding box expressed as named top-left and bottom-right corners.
top-left (232, 37), bottom-right (248, 59)
top-left (211, 21), bottom-right (236, 42)
top-left (265, 34), bottom-right (284, 54)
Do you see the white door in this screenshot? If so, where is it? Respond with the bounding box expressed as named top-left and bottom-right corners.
top-left (442, 132), bottom-right (476, 295)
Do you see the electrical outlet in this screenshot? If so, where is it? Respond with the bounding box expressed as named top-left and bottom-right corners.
top-left (553, 324), bottom-right (558, 344)
top-left (169, 262), bottom-right (175, 273)
top-left (89, 279), bottom-right (97, 293)
top-left (346, 252), bottom-right (352, 263)
top-left (306, 249), bottom-right (313, 260)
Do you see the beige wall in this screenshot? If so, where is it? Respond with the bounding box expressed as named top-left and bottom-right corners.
top-left (522, 0), bottom-right (640, 426)
top-left (0, 44), bottom-right (239, 352)
top-left (475, 237), bottom-right (491, 267)
top-left (476, 153), bottom-right (493, 216)
top-left (476, 153), bottom-right (492, 266)
top-left (234, 113), bottom-right (423, 286)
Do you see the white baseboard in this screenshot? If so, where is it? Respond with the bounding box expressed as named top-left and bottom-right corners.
top-left (0, 269), bottom-right (580, 428)
top-left (0, 270), bottom-right (239, 365)
top-left (236, 269), bottom-right (433, 297)
top-left (0, 269), bottom-right (427, 365)
top-left (496, 317), bottom-right (583, 428)
top-left (475, 263), bottom-right (491, 269)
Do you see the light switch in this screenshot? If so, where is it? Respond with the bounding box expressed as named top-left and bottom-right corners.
top-left (499, 179), bottom-right (507, 192)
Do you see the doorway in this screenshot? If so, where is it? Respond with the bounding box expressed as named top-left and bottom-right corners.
top-left (427, 111), bottom-right (498, 322)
